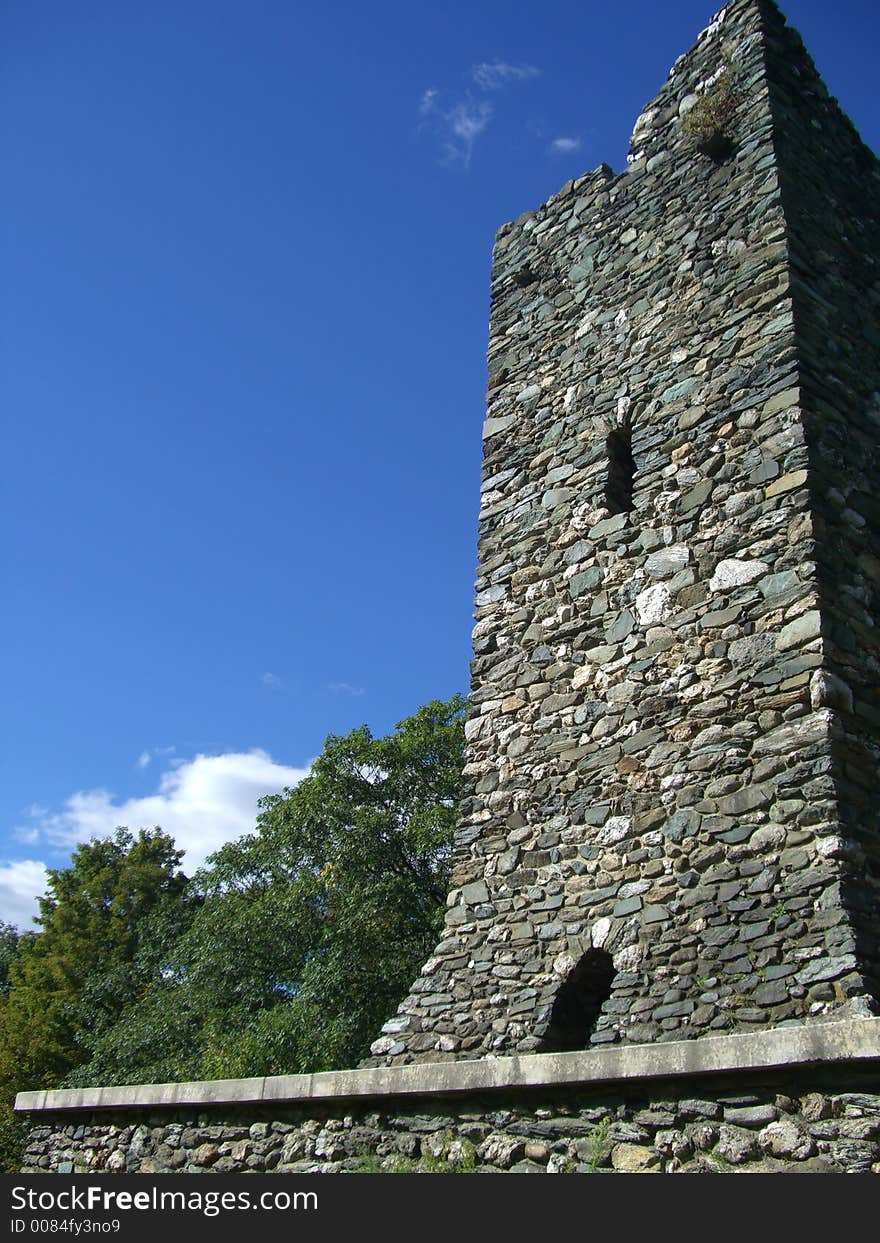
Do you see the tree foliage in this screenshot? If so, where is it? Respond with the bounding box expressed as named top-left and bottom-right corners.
top-left (0, 828), bottom-right (186, 1169)
top-left (0, 923), bottom-right (19, 996)
top-left (70, 695), bottom-right (466, 1086)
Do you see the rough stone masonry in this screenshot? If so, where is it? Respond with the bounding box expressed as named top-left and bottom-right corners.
top-left (17, 1026), bottom-right (880, 1173)
top-left (365, 0), bottom-right (880, 1065)
top-left (16, 0), bottom-right (880, 1174)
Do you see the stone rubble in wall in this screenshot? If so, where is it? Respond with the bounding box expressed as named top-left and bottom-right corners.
top-left (21, 1075), bottom-right (880, 1175)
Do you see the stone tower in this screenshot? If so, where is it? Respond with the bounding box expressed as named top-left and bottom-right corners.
top-left (368, 0), bottom-right (880, 1066)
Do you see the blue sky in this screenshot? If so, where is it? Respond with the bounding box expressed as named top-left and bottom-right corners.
top-left (3, 0), bottom-right (879, 928)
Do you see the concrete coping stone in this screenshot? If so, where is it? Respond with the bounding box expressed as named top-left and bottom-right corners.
top-left (15, 1017), bottom-right (880, 1115)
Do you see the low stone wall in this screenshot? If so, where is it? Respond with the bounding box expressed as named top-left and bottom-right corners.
top-left (17, 1020), bottom-right (880, 1174)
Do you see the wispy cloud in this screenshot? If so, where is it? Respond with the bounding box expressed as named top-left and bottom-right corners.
top-left (261, 672), bottom-right (284, 690)
top-left (0, 859), bottom-right (49, 930)
top-left (443, 100), bottom-right (493, 168)
top-left (471, 61), bottom-right (540, 91)
top-left (418, 56), bottom-right (540, 170)
top-left (12, 751), bottom-right (313, 912)
top-left (549, 135), bottom-right (582, 155)
top-left (14, 804), bottom-right (49, 846)
top-left (135, 745), bottom-right (176, 770)
top-left (327, 681), bottom-right (365, 697)
top-left (420, 87), bottom-right (439, 117)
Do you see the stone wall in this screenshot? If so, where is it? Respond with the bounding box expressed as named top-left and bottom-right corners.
top-left (18, 1022), bottom-right (880, 1174)
top-left (365, 0), bottom-right (880, 1068)
top-left (21, 1066), bottom-right (880, 1176)
top-left (764, 7), bottom-right (880, 1005)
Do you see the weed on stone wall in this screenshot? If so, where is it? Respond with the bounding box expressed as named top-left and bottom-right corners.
top-left (683, 70), bottom-right (741, 157)
top-left (352, 1135), bottom-right (477, 1174)
top-left (589, 1117), bottom-right (612, 1171)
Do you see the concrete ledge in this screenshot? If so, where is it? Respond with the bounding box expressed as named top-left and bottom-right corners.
top-left (15, 1017), bottom-right (880, 1115)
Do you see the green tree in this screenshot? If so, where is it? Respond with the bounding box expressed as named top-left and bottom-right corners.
top-left (0, 922), bottom-right (19, 996)
top-left (72, 695), bottom-right (467, 1086)
top-left (0, 828), bottom-right (187, 1170)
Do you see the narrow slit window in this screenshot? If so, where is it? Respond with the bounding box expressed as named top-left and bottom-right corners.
top-left (605, 427), bottom-right (635, 514)
top-left (538, 949), bottom-right (616, 1052)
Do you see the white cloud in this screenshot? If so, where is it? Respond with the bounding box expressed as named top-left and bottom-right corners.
top-left (472, 61), bottom-right (540, 91)
top-left (136, 745), bottom-right (176, 769)
top-left (419, 87), bottom-right (439, 116)
top-left (16, 750), bottom-right (313, 880)
top-left (418, 56), bottom-right (539, 170)
top-left (549, 135), bottom-right (582, 155)
top-left (261, 672), bottom-right (284, 690)
top-left (14, 804), bottom-right (47, 845)
top-left (443, 100), bottom-right (493, 168)
top-left (327, 681), bottom-right (365, 697)
top-left (0, 860), bottom-right (48, 930)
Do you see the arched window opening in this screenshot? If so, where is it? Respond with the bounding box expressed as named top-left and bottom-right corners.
top-left (605, 427), bottom-right (635, 514)
top-left (538, 949), bottom-right (616, 1052)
